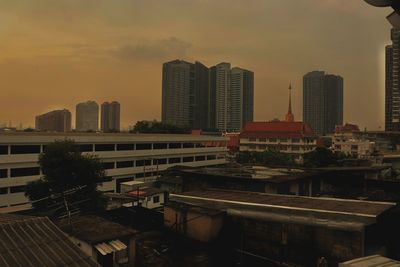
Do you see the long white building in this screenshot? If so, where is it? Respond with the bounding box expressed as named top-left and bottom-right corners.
top-left (0, 132), bottom-right (228, 212)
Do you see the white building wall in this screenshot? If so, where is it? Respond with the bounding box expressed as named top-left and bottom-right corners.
top-left (0, 133), bottom-right (228, 211)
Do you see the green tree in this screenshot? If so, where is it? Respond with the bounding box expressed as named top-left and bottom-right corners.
top-left (25, 140), bottom-right (106, 212)
top-left (303, 147), bottom-right (337, 167)
top-left (130, 120), bottom-right (190, 134)
top-left (236, 150), bottom-right (295, 166)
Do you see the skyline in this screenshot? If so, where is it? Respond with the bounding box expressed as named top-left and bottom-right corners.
top-left (0, 0), bottom-right (392, 130)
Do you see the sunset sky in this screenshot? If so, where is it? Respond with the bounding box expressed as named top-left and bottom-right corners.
top-left (0, 0), bottom-right (392, 130)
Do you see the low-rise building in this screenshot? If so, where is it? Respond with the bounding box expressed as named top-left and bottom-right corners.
top-left (239, 121), bottom-right (318, 158)
top-left (0, 132), bottom-right (228, 212)
top-left (332, 124), bottom-right (375, 158)
top-left (169, 189), bottom-right (399, 266)
top-left (105, 182), bottom-right (166, 210)
top-left (57, 215), bottom-right (137, 267)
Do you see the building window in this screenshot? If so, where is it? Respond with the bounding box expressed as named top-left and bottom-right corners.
top-left (117, 144), bottom-right (135, 151)
top-left (292, 146), bottom-right (300, 151)
top-left (292, 139), bottom-right (300, 143)
top-left (136, 173), bottom-right (144, 178)
top-left (183, 143), bottom-right (195, 148)
top-left (351, 145), bottom-right (358, 150)
top-left (168, 158), bottom-right (181, 164)
top-left (0, 188), bottom-right (7, 194)
top-left (195, 143), bottom-right (205, 148)
top-left (116, 161), bottom-right (134, 168)
top-left (249, 138), bottom-right (256, 142)
top-left (195, 156), bottom-right (206, 161)
top-left (153, 195), bottom-right (160, 203)
top-left (145, 172), bottom-right (153, 177)
top-left (259, 138), bottom-right (267, 142)
top-left (207, 155), bottom-right (216, 160)
top-left (0, 169), bottom-right (7, 178)
top-left (10, 167), bottom-right (40, 177)
top-left (101, 162), bottom-right (115, 170)
top-left (169, 143), bottom-right (182, 149)
top-left (10, 145), bottom-right (41, 154)
top-left (10, 186), bottom-right (25, 193)
top-left (0, 145), bottom-right (8, 155)
top-left (183, 156), bottom-right (194, 162)
top-left (136, 143), bottom-right (152, 150)
top-left (269, 138), bottom-right (277, 143)
top-left (153, 143), bottom-right (167, 149)
top-left (76, 144), bottom-right (93, 152)
top-left (279, 139), bottom-right (288, 143)
top-left (154, 158), bottom-right (167, 165)
top-left (136, 160), bottom-right (152, 166)
top-left (95, 144), bottom-right (115, 151)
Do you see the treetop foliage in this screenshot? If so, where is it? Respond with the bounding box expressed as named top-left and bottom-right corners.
top-left (130, 120), bottom-right (190, 134)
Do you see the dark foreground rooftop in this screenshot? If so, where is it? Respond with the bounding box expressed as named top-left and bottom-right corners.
top-left (57, 215), bottom-right (137, 244)
top-left (0, 214), bottom-right (99, 267)
top-left (172, 189), bottom-right (396, 217)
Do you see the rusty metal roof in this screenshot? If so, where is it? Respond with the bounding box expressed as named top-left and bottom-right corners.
top-left (57, 215), bottom-right (136, 244)
top-left (0, 214), bottom-right (99, 267)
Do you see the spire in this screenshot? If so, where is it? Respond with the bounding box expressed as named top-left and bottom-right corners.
top-left (285, 83), bottom-right (295, 122)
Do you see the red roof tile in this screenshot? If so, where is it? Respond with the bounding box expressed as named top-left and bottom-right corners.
top-left (240, 121), bottom-right (317, 139)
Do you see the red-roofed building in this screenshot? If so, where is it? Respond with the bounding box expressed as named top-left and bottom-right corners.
top-left (239, 121), bottom-right (317, 158)
top-left (239, 84), bottom-right (318, 158)
top-left (335, 123), bottom-right (361, 134)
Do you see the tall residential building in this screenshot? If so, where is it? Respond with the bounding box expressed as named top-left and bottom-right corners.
top-left (101, 101), bottom-right (120, 132)
top-left (162, 60), bottom-right (254, 132)
top-left (303, 71), bottom-right (343, 136)
top-left (385, 28), bottom-right (400, 131)
top-left (228, 67), bottom-right (254, 131)
top-left (162, 60), bottom-right (191, 128)
top-left (212, 64), bottom-right (254, 132)
top-left (191, 62), bottom-right (210, 130)
top-left (162, 60), bottom-right (210, 129)
top-left (214, 63), bottom-right (231, 131)
top-left (76, 101), bottom-right (99, 132)
top-left (35, 109), bottom-right (71, 132)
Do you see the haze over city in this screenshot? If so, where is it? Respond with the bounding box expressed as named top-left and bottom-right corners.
top-left (0, 0), bottom-right (392, 129)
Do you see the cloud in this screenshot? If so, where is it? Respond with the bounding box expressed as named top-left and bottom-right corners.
top-left (111, 37), bottom-right (192, 61)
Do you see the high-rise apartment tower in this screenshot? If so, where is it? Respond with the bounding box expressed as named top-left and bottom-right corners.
top-left (35, 109), bottom-right (72, 133)
top-left (101, 101), bottom-right (120, 132)
top-left (303, 71), bottom-right (343, 136)
top-left (76, 101), bottom-right (99, 132)
top-left (386, 28), bottom-right (400, 131)
top-left (162, 60), bottom-right (254, 132)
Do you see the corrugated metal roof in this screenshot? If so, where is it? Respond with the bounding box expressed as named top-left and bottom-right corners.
top-left (0, 215), bottom-right (99, 267)
top-left (172, 189), bottom-right (396, 217)
top-left (340, 255), bottom-right (400, 267)
top-left (57, 215), bottom-right (136, 244)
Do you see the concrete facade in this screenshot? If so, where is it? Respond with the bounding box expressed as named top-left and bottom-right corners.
top-left (35, 109), bottom-right (72, 133)
top-left (386, 28), bottom-right (400, 131)
top-left (101, 101), bottom-right (120, 132)
top-left (76, 101), bottom-right (99, 132)
top-left (0, 132), bottom-right (228, 212)
top-left (303, 71), bottom-right (343, 136)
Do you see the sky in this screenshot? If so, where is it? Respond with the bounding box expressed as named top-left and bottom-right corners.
top-left (0, 0), bottom-right (393, 130)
